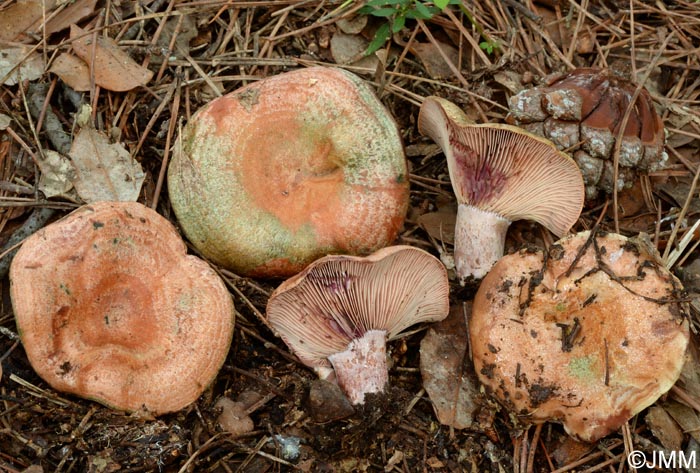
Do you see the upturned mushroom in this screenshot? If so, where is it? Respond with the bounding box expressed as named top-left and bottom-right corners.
top-left (418, 96), bottom-right (585, 282)
top-left (10, 202), bottom-right (235, 415)
top-left (168, 66), bottom-right (409, 278)
top-left (265, 246), bottom-right (449, 404)
top-left (470, 230), bottom-right (689, 442)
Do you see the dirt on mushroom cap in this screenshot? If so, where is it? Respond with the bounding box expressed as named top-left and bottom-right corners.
top-left (168, 66), bottom-right (409, 278)
top-left (9, 201), bottom-right (235, 415)
top-left (470, 230), bottom-right (689, 442)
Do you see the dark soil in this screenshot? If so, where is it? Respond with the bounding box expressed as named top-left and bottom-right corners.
top-left (1, 1), bottom-right (700, 472)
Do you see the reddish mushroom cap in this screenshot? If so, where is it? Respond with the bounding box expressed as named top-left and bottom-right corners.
top-left (265, 245), bottom-right (450, 403)
top-left (10, 202), bottom-right (235, 415)
top-left (168, 66), bottom-right (409, 278)
top-left (418, 96), bottom-right (584, 280)
top-left (470, 230), bottom-right (689, 441)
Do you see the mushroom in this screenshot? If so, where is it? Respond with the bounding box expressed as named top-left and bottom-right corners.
top-left (168, 66), bottom-right (409, 278)
top-left (9, 201), bottom-right (235, 415)
top-left (470, 230), bottom-right (689, 442)
top-left (418, 96), bottom-right (585, 281)
top-left (265, 245), bottom-right (450, 404)
top-left (418, 97), bottom-right (584, 284)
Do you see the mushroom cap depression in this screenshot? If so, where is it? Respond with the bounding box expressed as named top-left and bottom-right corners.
top-left (265, 246), bottom-right (450, 374)
top-left (10, 202), bottom-right (235, 415)
top-left (168, 66), bottom-right (409, 278)
top-left (418, 96), bottom-right (584, 237)
top-left (470, 231), bottom-right (689, 442)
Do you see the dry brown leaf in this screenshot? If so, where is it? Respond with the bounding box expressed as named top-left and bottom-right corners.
top-left (419, 303), bottom-right (478, 430)
top-left (0, 46), bottom-right (44, 86)
top-left (417, 210), bottom-right (456, 245)
top-left (550, 437), bottom-right (594, 467)
top-left (68, 126), bottom-right (145, 202)
top-left (70, 24), bottom-right (153, 92)
top-left (43, 0), bottom-right (97, 35)
top-left (0, 0), bottom-right (54, 42)
top-left (410, 41), bottom-right (459, 79)
top-left (157, 14), bottom-right (198, 55)
top-left (49, 53), bottom-right (91, 91)
top-left (645, 405), bottom-right (684, 452)
top-left (664, 401), bottom-right (700, 445)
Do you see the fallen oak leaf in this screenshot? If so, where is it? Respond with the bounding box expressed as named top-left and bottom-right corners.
top-left (70, 24), bottom-right (153, 92)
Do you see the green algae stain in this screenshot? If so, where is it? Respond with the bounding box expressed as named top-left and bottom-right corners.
top-left (568, 355), bottom-right (599, 381)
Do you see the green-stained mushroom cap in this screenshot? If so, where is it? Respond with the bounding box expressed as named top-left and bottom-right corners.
top-left (470, 230), bottom-right (689, 442)
top-left (168, 66), bottom-right (409, 278)
top-left (9, 201), bottom-right (234, 415)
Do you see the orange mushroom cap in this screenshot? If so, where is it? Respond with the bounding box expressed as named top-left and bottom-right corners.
top-left (418, 96), bottom-right (584, 281)
top-left (168, 66), bottom-right (409, 278)
top-left (10, 202), bottom-right (235, 415)
top-left (470, 230), bottom-right (689, 442)
top-left (266, 246), bottom-right (449, 404)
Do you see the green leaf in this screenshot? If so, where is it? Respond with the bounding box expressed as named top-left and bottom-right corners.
top-left (367, 7), bottom-right (399, 17)
top-left (364, 22), bottom-right (391, 56)
top-left (434, 0), bottom-right (450, 9)
top-left (414, 1), bottom-right (434, 17)
top-left (392, 14), bottom-right (406, 33)
top-left (479, 41), bottom-right (494, 55)
top-left (406, 2), bottom-right (435, 19)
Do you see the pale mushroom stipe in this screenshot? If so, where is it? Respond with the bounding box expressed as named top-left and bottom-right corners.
top-left (10, 202), bottom-right (235, 415)
top-left (417, 96), bottom-right (585, 282)
top-left (168, 66), bottom-right (409, 278)
top-left (265, 246), bottom-right (450, 405)
top-left (470, 230), bottom-right (689, 442)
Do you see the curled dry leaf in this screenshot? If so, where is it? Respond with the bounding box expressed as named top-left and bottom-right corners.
top-left (0, 46), bottom-right (44, 86)
top-left (419, 304), bottom-right (479, 430)
top-left (37, 150), bottom-right (74, 197)
top-left (48, 53), bottom-right (90, 92)
top-left (68, 126), bottom-right (145, 202)
top-left (70, 24), bottom-right (153, 92)
top-left (665, 401), bottom-right (700, 446)
top-left (0, 113), bottom-right (11, 130)
top-left (645, 405), bottom-right (683, 452)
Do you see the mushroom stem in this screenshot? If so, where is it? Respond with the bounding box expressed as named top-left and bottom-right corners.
top-left (327, 329), bottom-right (389, 405)
top-left (455, 204), bottom-right (511, 282)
